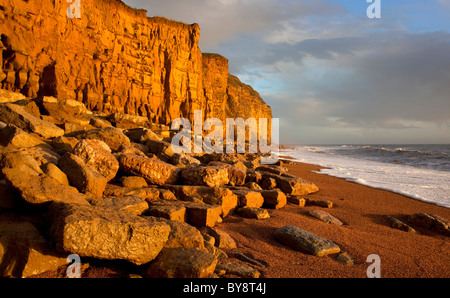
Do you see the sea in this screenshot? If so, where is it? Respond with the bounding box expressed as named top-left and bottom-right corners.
top-left (278, 144), bottom-right (450, 208)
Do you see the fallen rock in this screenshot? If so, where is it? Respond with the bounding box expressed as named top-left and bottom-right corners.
top-left (91, 196), bottom-right (149, 215)
top-left (244, 182), bottom-right (262, 190)
top-left (25, 146), bottom-right (60, 166)
top-left (383, 215), bottom-right (416, 233)
top-left (168, 185), bottom-right (238, 217)
top-left (336, 251), bottom-right (354, 266)
top-left (208, 161), bottom-right (246, 186)
top-left (4, 172), bottom-right (90, 206)
top-left (180, 166), bottom-right (229, 187)
top-left (147, 200), bottom-right (187, 222)
top-left (216, 261), bottom-right (260, 278)
top-left (305, 198), bottom-right (333, 208)
top-left (118, 153), bottom-right (180, 186)
top-left (58, 153), bottom-right (107, 197)
top-left (0, 103), bottom-right (64, 138)
top-left (260, 177), bottom-right (276, 190)
top-left (262, 172), bottom-right (319, 196)
top-left (145, 217), bottom-right (205, 250)
top-left (407, 213), bottom-right (449, 236)
top-left (287, 196), bottom-right (306, 206)
top-left (0, 147), bottom-right (44, 178)
top-left (103, 186), bottom-right (160, 203)
top-left (107, 112), bottom-right (149, 129)
top-left (231, 189), bottom-right (265, 208)
top-left (34, 96), bottom-right (91, 119)
top-left (185, 202), bottom-right (223, 228)
top-left (274, 225), bottom-right (340, 256)
top-left (121, 176), bottom-right (148, 188)
top-left (73, 139), bottom-right (119, 181)
top-left (0, 89), bottom-right (26, 103)
top-left (0, 125), bottom-right (48, 148)
top-left (41, 162), bottom-right (69, 185)
top-left (237, 207), bottom-right (270, 220)
top-left (259, 189), bottom-right (287, 209)
top-left (74, 127), bottom-right (131, 151)
top-left (170, 152), bottom-right (201, 168)
top-left (124, 127), bottom-right (162, 142)
top-left (144, 247), bottom-right (218, 278)
top-left (0, 216), bottom-right (66, 278)
top-left (146, 139), bottom-right (175, 158)
top-left (205, 227), bottom-right (237, 249)
top-left (245, 170), bottom-right (262, 183)
top-left (48, 202), bottom-right (170, 265)
top-left (308, 210), bottom-right (343, 225)
top-left (51, 136), bottom-right (79, 155)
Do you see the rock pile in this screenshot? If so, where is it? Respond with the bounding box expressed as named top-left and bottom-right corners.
top-left (0, 92), bottom-right (319, 278)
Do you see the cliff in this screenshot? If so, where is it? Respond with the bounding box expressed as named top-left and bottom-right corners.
top-left (0, 0), bottom-right (271, 130)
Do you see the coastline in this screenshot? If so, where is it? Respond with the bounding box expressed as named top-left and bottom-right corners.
top-left (218, 160), bottom-right (450, 278)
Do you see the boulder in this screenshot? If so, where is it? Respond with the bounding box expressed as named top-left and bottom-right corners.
top-left (407, 213), bottom-right (450, 236)
top-left (207, 161), bottom-right (246, 186)
top-left (145, 139), bottom-right (175, 158)
top-left (51, 136), bottom-right (79, 155)
top-left (103, 186), bottom-right (160, 203)
top-left (262, 172), bottom-right (319, 196)
top-left (0, 89), bottom-right (26, 103)
top-left (308, 210), bottom-right (343, 226)
top-left (0, 125), bottom-right (48, 148)
top-left (304, 198), bottom-right (333, 208)
top-left (91, 196), bottom-right (149, 215)
top-left (274, 225), bottom-right (340, 257)
top-left (383, 215), bottom-right (416, 233)
top-left (4, 171), bottom-right (90, 206)
top-left (170, 152), bottom-right (201, 168)
top-left (33, 96), bottom-right (91, 119)
top-left (145, 217), bottom-right (205, 250)
top-left (117, 153), bottom-right (180, 186)
top-left (73, 139), bottom-right (119, 181)
top-left (259, 189), bottom-right (287, 209)
top-left (185, 202), bottom-right (223, 228)
top-left (124, 127), bottom-right (162, 142)
top-left (58, 153), bottom-right (107, 197)
top-left (0, 216), bottom-right (66, 278)
top-left (245, 170), bottom-right (262, 183)
top-left (204, 228), bottom-right (237, 249)
top-left (147, 200), bottom-right (187, 222)
top-left (0, 103), bottom-right (64, 138)
top-left (0, 148), bottom-right (43, 179)
top-left (168, 185), bottom-right (238, 217)
top-left (237, 207), bottom-right (270, 220)
top-left (41, 162), bottom-right (69, 185)
top-left (107, 112), bottom-right (149, 129)
top-left (121, 176), bottom-right (148, 188)
top-left (144, 247), bottom-right (218, 278)
top-left (25, 146), bottom-right (60, 166)
top-left (180, 166), bottom-right (229, 187)
top-left (48, 202), bottom-right (171, 265)
top-left (216, 262), bottom-right (260, 278)
top-left (287, 196), bottom-right (306, 206)
top-left (75, 127), bottom-right (131, 151)
top-left (231, 189), bottom-right (265, 208)
top-left (259, 177), bottom-right (276, 190)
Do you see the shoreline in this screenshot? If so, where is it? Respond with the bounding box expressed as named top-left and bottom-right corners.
top-left (217, 160), bottom-right (450, 278)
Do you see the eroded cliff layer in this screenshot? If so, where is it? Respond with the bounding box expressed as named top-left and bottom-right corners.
top-left (0, 0), bottom-right (271, 127)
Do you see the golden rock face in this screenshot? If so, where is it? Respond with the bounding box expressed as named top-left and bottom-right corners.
top-left (0, 0), bottom-right (271, 128)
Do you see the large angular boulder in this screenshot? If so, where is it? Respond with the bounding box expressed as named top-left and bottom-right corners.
top-left (91, 196), bottom-right (149, 215)
top-left (144, 247), bottom-right (218, 278)
top-left (259, 189), bottom-right (287, 209)
top-left (274, 225), bottom-right (340, 256)
top-left (168, 185), bottom-right (238, 217)
top-left (308, 210), bottom-right (343, 226)
top-left (147, 200), bottom-right (187, 222)
top-left (0, 125), bottom-right (49, 148)
top-left (231, 189), bottom-right (265, 208)
top-left (180, 166), bottom-right (229, 187)
top-left (117, 153), bottom-right (180, 186)
top-left (73, 139), bottom-right (119, 181)
top-left (58, 153), bottom-right (107, 197)
top-left (0, 147), bottom-right (43, 178)
top-left (184, 202), bottom-right (223, 228)
top-left (0, 103), bottom-right (64, 138)
top-left (145, 139), bottom-right (175, 158)
top-left (0, 216), bottom-right (67, 278)
top-left (407, 213), bottom-right (450, 236)
top-left (208, 161), bottom-right (246, 186)
top-left (48, 203), bottom-right (171, 265)
top-left (4, 171), bottom-right (90, 206)
top-left (262, 172), bottom-right (319, 196)
top-left (74, 127), bottom-right (131, 151)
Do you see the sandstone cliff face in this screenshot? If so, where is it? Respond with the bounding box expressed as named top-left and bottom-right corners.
top-left (0, 0), bottom-right (271, 130)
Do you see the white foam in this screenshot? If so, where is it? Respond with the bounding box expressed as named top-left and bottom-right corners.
top-left (278, 146), bottom-right (450, 209)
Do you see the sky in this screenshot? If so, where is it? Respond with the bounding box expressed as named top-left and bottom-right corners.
top-left (123, 0), bottom-right (450, 144)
